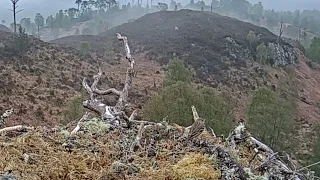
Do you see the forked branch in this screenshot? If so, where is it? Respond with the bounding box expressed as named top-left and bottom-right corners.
top-left (82, 33), bottom-right (136, 125)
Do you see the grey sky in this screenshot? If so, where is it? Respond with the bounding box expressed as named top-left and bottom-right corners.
top-left (0, 0), bottom-right (319, 25)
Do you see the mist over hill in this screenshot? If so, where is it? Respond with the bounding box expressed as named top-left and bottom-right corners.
top-left (1, 0), bottom-right (319, 25)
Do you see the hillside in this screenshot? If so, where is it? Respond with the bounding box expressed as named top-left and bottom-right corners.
top-left (52, 10), bottom-right (298, 84)
top-left (51, 10), bottom-right (303, 119)
top-left (49, 11), bottom-right (320, 163)
top-left (0, 25), bottom-right (11, 33)
top-left (0, 32), bottom-right (310, 180)
top-left (0, 30), bottom-right (164, 127)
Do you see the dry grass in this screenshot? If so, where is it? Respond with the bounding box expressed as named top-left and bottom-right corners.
top-left (0, 126), bottom-right (221, 180)
top-left (0, 128), bottom-right (119, 179)
top-left (172, 153), bottom-right (220, 180)
top-left (0, 120), bottom-right (299, 180)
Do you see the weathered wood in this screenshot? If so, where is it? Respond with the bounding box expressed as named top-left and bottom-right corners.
top-left (70, 112), bottom-right (90, 135)
top-left (130, 123), bottom-right (144, 152)
top-left (0, 125), bottom-right (34, 134)
top-left (82, 33), bottom-right (135, 125)
top-left (191, 105), bottom-right (199, 121)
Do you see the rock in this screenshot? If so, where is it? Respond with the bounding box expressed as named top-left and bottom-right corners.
top-left (0, 170), bottom-right (16, 180)
top-left (268, 43), bottom-right (297, 67)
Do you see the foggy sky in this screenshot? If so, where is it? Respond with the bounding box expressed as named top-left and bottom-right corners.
top-left (0, 0), bottom-right (319, 25)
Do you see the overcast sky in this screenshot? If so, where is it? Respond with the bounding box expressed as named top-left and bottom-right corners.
top-left (0, 0), bottom-right (319, 25)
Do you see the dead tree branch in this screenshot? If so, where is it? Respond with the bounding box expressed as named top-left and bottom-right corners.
top-left (82, 33), bottom-right (136, 127)
top-left (70, 112), bottom-right (90, 135)
top-left (130, 123), bottom-right (144, 152)
top-left (227, 123), bottom-right (303, 180)
top-left (277, 21), bottom-right (284, 44)
top-left (0, 125), bottom-right (34, 134)
top-left (191, 105), bottom-right (199, 121)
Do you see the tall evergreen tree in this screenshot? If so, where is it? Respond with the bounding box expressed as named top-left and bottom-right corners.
top-left (34, 13), bottom-right (44, 39)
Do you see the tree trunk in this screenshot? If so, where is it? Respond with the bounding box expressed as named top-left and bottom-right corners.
top-left (13, 3), bottom-right (16, 34)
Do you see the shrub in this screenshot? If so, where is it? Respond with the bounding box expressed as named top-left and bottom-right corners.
top-left (143, 82), bottom-right (234, 135)
top-left (163, 57), bottom-right (193, 86)
top-left (247, 88), bottom-right (296, 151)
top-left (79, 41), bottom-right (91, 56)
top-left (14, 26), bottom-right (30, 57)
top-left (307, 37), bottom-right (320, 63)
top-left (144, 57), bottom-right (234, 135)
top-left (62, 93), bottom-right (86, 125)
top-left (247, 30), bottom-right (256, 46)
top-left (256, 42), bottom-right (271, 64)
top-left (310, 134), bottom-right (320, 176)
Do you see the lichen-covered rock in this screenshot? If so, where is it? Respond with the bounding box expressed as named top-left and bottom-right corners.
top-left (0, 171), bottom-right (16, 180)
top-left (268, 43), bottom-right (297, 67)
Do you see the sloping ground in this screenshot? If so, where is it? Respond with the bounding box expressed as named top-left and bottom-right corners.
top-left (294, 53), bottom-right (320, 124)
top-left (0, 31), bottom-right (164, 127)
top-left (0, 25), bottom-right (11, 33)
top-left (52, 10), bottom-right (297, 85)
top-left (39, 22), bottom-right (90, 42)
top-left (50, 10), bottom-right (302, 121)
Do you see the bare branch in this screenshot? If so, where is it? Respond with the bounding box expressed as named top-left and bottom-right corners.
top-left (277, 21), bottom-right (284, 44)
top-left (82, 77), bottom-right (94, 100)
top-left (249, 137), bottom-right (274, 154)
top-left (90, 69), bottom-right (121, 96)
top-left (70, 112), bottom-right (90, 135)
top-left (191, 105), bottom-right (199, 121)
top-left (209, 127), bottom-right (216, 138)
top-left (130, 123), bottom-right (144, 152)
top-left (298, 161), bottom-right (320, 172)
top-left (129, 109), bottom-right (138, 121)
top-left (117, 33), bottom-right (132, 63)
top-left (82, 33), bottom-right (135, 122)
top-left (0, 125), bottom-right (34, 134)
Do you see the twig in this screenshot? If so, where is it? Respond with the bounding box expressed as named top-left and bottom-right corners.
top-left (70, 112), bottom-right (90, 135)
top-left (130, 123), bottom-right (144, 152)
top-left (256, 152), bottom-right (278, 170)
top-left (209, 127), bottom-right (216, 138)
top-left (297, 161), bottom-right (320, 172)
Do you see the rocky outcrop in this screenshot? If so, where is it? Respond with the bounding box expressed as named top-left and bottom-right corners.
top-left (268, 42), bottom-right (298, 67)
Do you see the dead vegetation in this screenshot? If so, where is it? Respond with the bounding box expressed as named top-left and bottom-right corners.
top-left (0, 33), bottom-right (315, 180)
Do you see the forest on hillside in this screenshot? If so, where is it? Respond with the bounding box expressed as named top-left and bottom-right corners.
top-left (2, 0), bottom-right (320, 43)
top-left (3, 0), bottom-right (320, 63)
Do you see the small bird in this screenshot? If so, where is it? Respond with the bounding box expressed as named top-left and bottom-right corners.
top-left (188, 118), bottom-right (206, 140)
